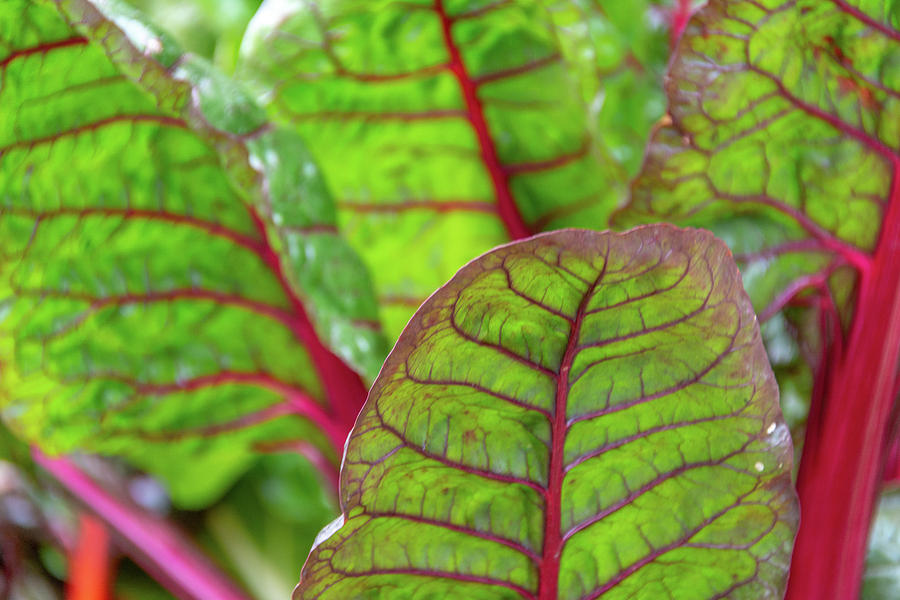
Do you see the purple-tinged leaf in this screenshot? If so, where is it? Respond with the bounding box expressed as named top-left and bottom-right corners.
top-left (296, 226), bottom-right (797, 599)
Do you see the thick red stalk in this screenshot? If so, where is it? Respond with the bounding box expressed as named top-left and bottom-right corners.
top-left (786, 159), bottom-right (900, 599)
top-left (67, 514), bottom-right (111, 600)
top-left (885, 435), bottom-right (900, 485)
top-left (34, 450), bottom-right (252, 600)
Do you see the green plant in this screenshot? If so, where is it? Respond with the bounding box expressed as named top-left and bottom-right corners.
top-left (1, 0), bottom-right (898, 598)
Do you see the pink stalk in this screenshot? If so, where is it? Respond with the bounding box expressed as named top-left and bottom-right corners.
top-left (33, 449), bottom-right (252, 600)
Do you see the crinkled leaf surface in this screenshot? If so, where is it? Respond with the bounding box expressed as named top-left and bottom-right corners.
top-left (297, 227), bottom-right (797, 599)
top-left (239, 0), bottom-right (671, 337)
top-left (0, 0), bottom-right (387, 506)
top-left (616, 0), bottom-right (900, 332)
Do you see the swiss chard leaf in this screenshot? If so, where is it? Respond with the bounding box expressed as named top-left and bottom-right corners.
top-left (0, 0), bottom-right (386, 506)
top-left (296, 227), bottom-right (797, 599)
top-left (238, 0), bottom-right (671, 337)
top-left (615, 0), bottom-right (898, 326)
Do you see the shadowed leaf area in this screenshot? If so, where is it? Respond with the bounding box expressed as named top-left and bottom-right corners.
top-left (239, 0), bottom-right (672, 338)
top-left (296, 227), bottom-right (798, 600)
top-left (0, 0), bottom-right (388, 507)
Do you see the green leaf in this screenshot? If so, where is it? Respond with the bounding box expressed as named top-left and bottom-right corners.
top-left (612, 8), bottom-right (900, 588)
top-left (238, 0), bottom-right (670, 338)
top-left (296, 227), bottom-right (798, 599)
top-left (545, 0), bottom-right (672, 176)
top-left (614, 0), bottom-right (898, 329)
top-left (0, 0), bottom-right (386, 506)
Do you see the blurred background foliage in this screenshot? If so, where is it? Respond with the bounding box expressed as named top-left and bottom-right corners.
top-left (124, 0), bottom-right (263, 74)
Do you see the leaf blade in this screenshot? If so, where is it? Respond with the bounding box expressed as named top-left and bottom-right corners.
top-left (296, 226), bottom-right (797, 599)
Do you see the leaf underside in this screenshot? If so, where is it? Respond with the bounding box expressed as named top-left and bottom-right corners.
top-left (297, 226), bottom-right (797, 599)
top-left (0, 0), bottom-right (383, 506)
top-left (239, 0), bottom-right (671, 337)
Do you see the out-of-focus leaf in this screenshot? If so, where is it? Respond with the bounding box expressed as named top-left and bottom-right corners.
top-left (297, 227), bottom-right (797, 599)
top-left (114, 560), bottom-right (177, 600)
top-left (546, 1), bottom-right (672, 176)
top-left (203, 454), bottom-right (336, 600)
top-left (122, 0), bottom-right (262, 72)
top-left (239, 0), bottom-right (671, 337)
top-left (0, 0), bottom-right (386, 507)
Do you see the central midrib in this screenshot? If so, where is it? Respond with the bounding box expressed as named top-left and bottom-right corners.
top-left (539, 273), bottom-right (602, 599)
top-left (433, 0), bottom-right (532, 240)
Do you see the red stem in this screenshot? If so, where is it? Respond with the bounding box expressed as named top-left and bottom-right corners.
top-left (34, 450), bottom-right (252, 600)
top-left (786, 159), bottom-right (900, 599)
top-left (884, 435), bottom-right (900, 486)
top-left (671, 0), bottom-right (693, 49)
top-left (67, 514), bottom-right (111, 600)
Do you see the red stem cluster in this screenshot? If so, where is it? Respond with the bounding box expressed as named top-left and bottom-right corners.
top-left (35, 450), bottom-right (253, 600)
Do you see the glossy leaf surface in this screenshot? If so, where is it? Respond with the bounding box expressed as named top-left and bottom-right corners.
top-left (239, 0), bottom-right (671, 337)
top-left (0, 0), bottom-right (385, 506)
top-left (297, 227), bottom-right (797, 599)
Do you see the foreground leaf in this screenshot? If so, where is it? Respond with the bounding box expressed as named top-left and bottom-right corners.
top-left (0, 0), bottom-right (385, 506)
top-left (239, 0), bottom-right (670, 337)
top-left (297, 227), bottom-right (797, 599)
